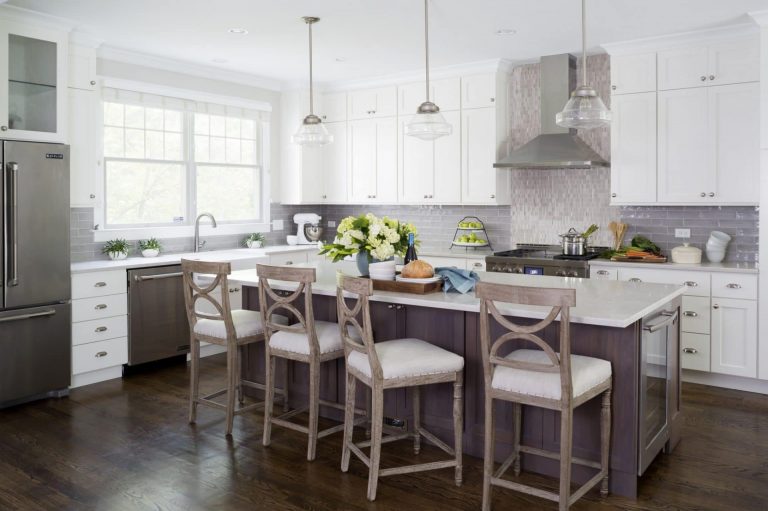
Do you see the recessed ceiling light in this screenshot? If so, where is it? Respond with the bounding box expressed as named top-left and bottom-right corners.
top-left (495, 28), bottom-right (517, 36)
top-left (212, 58), bottom-right (228, 64)
top-left (228, 28), bottom-right (248, 35)
top-left (335, 57), bottom-right (346, 62)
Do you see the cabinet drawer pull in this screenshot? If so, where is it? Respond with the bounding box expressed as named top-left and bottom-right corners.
top-left (284, 261), bottom-right (293, 265)
top-left (726, 283), bottom-right (742, 289)
top-left (395, 305), bottom-right (404, 310)
top-left (682, 347), bottom-right (698, 354)
top-left (94, 304), bottom-right (107, 310)
top-left (700, 75), bottom-right (707, 81)
top-left (229, 287), bottom-right (241, 293)
top-left (596, 270), bottom-right (609, 275)
top-left (94, 282), bottom-right (107, 287)
top-left (473, 262), bottom-right (483, 268)
top-left (629, 278), bottom-right (642, 283)
top-left (490, 194), bottom-right (495, 199)
top-left (611, 193), bottom-right (617, 198)
top-left (683, 311), bottom-right (698, 317)
top-left (709, 75), bottom-right (715, 81)
top-left (387, 304), bottom-right (395, 309)
top-left (683, 281), bottom-right (698, 287)
top-left (89, 194), bottom-right (96, 199)
top-left (708, 192), bottom-right (715, 198)
top-left (95, 351), bottom-right (108, 358)
top-left (611, 85), bottom-right (617, 90)
top-left (713, 304), bottom-right (719, 309)
top-left (95, 326), bottom-right (108, 332)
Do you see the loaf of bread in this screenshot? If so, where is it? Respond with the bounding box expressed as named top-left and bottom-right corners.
top-left (401, 260), bottom-right (434, 279)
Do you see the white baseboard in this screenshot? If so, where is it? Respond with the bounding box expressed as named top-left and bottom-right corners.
top-left (185, 343), bottom-right (227, 362)
top-left (71, 366), bottom-right (123, 389)
top-left (682, 370), bottom-right (768, 395)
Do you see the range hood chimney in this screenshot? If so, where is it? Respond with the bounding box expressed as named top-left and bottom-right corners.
top-left (494, 54), bottom-right (609, 169)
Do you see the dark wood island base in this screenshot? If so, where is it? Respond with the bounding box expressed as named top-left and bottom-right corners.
top-left (241, 287), bottom-right (683, 499)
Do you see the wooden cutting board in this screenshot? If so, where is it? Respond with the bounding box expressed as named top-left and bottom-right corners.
top-left (610, 254), bottom-right (668, 263)
top-left (372, 278), bottom-right (443, 294)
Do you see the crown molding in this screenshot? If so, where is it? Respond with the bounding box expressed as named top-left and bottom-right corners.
top-left (0, 4), bottom-right (75, 30)
top-left (749, 10), bottom-right (768, 27)
top-left (70, 29), bottom-right (103, 48)
top-left (98, 45), bottom-right (283, 92)
top-left (316, 58), bottom-right (516, 93)
top-left (602, 22), bottom-right (758, 55)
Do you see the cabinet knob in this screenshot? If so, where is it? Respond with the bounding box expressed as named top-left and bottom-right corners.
top-left (700, 75), bottom-right (707, 81)
top-left (611, 193), bottom-right (617, 198)
top-left (709, 75), bottom-right (715, 81)
top-left (229, 287), bottom-right (240, 293)
top-left (708, 192), bottom-right (715, 198)
top-left (0, 126), bottom-right (7, 131)
top-left (322, 194), bottom-right (327, 199)
top-left (682, 347), bottom-right (698, 354)
top-left (713, 304), bottom-right (719, 309)
top-left (611, 85), bottom-right (617, 90)
top-left (387, 304), bottom-right (395, 309)
top-left (322, 115), bottom-right (327, 119)
top-left (726, 283), bottom-right (742, 289)
top-left (89, 194), bottom-right (96, 199)
top-left (423, 194), bottom-right (428, 199)
top-left (629, 278), bottom-right (642, 283)
top-left (395, 304), bottom-right (404, 310)
top-left (90, 80), bottom-right (96, 85)
top-left (700, 192), bottom-right (706, 197)
top-left (490, 98), bottom-right (495, 102)
top-left (490, 194), bottom-right (495, 199)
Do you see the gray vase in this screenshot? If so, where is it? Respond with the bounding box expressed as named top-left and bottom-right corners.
top-left (356, 250), bottom-right (371, 276)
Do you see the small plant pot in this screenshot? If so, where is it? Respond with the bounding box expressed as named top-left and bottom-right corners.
top-left (108, 251), bottom-right (128, 260)
top-left (246, 240), bottom-right (263, 249)
top-left (141, 249), bottom-right (160, 258)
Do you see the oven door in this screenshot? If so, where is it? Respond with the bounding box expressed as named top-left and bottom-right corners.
top-left (638, 306), bottom-right (678, 475)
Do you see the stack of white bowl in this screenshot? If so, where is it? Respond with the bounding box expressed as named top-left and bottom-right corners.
top-left (368, 260), bottom-right (396, 281)
top-left (705, 231), bottom-right (731, 263)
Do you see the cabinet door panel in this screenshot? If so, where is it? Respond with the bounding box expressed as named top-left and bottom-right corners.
top-left (319, 92), bottom-right (346, 123)
top-left (348, 89), bottom-right (378, 120)
top-left (299, 144), bottom-right (324, 203)
top-left (69, 88), bottom-right (99, 207)
top-left (658, 88), bottom-right (713, 203)
top-left (461, 107), bottom-right (496, 203)
top-left (322, 122), bottom-right (348, 202)
top-left (462, 73), bottom-right (496, 109)
top-left (610, 92), bottom-right (657, 203)
top-left (681, 332), bottom-right (710, 372)
top-left (433, 110), bottom-right (461, 203)
top-left (709, 83), bottom-right (760, 204)
top-left (348, 119), bottom-right (377, 201)
top-left (711, 298), bottom-right (757, 378)
top-left (68, 45), bottom-right (96, 90)
top-left (399, 117), bottom-right (434, 202)
top-left (373, 117), bottom-right (397, 202)
top-left (610, 53), bottom-right (656, 95)
top-left (708, 38), bottom-right (760, 86)
top-left (658, 46), bottom-right (708, 90)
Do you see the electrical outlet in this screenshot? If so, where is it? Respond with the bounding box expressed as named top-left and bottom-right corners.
top-left (675, 228), bottom-right (691, 238)
top-left (328, 220), bottom-right (336, 228)
top-left (272, 219), bottom-right (284, 231)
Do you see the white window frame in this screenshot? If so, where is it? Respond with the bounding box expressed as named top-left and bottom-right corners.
top-left (93, 78), bottom-right (272, 242)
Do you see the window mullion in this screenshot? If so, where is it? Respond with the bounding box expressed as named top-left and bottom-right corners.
top-left (186, 111), bottom-right (196, 225)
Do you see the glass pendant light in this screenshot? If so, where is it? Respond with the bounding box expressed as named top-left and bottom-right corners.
top-left (556, 0), bottom-right (611, 129)
top-left (404, 0), bottom-right (452, 141)
top-left (293, 16), bottom-right (333, 146)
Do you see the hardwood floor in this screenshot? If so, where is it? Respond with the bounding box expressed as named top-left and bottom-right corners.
top-left (1, 354), bottom-right (766, 511)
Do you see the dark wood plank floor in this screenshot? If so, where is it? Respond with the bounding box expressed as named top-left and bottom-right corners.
top-left (1, 354), bottom-right (766, 511)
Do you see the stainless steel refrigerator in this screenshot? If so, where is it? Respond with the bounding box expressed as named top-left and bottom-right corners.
top-left (0, 140), bottom-right (71, 408)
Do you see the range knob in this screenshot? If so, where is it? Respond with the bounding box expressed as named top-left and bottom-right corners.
top-left (555, 270), bottom-right (567, 277)
top-left (503, 266), bottom-right (514, 273)
top-left (567, 271), bottom-right (580, 278)
top-left (512, 267), bottom-right (523, 274)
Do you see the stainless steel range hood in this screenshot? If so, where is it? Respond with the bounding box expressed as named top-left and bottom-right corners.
top-left (494, 54), bottom-right (609, 169)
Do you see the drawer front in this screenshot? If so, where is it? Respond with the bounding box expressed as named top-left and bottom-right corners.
top-left (72, 270), bottom-right (127, 299)
top-left (681, 296), bottom-right (711, 334)
top-left (711, 273), bottom-right (757, 300)
top-left (72, 294), bottom-right (128, 323)
top-left (268, 252), bottom-right (308, 267)
top-left (467, 259), bottom-right (486, 272)
top-left (72, 337), bottom-right (128, 375)
top-left (72, 315), bottom-right (128, 346)
top-left (421, 256), bottom-right (467, 270)
top-left (617, 268), bottom-right (710, 296)
top-left (681, 332), bottom-right (711, 372)
top-left (591, 267), bottom-right (618, 280)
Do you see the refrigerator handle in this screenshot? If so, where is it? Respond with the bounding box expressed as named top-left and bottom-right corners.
top-left (5, 162), bottom-right (18, 287)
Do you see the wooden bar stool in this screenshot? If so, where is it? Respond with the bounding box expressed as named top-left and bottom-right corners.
top-left (180, 259), bottom-right (286, 437)
top-left (476, 282), bottom-right (612, 511)
top-left (337, 276), bottom-right (465, 501)
top-left (257, 264), bottom-right (361, 461)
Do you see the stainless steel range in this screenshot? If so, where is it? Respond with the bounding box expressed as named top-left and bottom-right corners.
top-left (485, 244), bottom-right (608, 278)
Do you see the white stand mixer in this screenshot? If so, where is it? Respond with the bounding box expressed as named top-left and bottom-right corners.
top-left (294, 213), bottom-right (323, 245)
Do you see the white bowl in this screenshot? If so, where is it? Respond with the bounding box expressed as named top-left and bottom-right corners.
top-left (709, 231), bottom-right (732, 244)
top-left (286, 235), bottom-right (298, 246)
top-left (369, 269), bottom-right (395, 277)
top-left (369, 274), bottom-right (395, 281)
top-left (706, 248), bottom-right (726, 263)
top-left (369, 260), bottom-right (396, 270)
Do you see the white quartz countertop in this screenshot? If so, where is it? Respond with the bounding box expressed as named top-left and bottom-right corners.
top-left (70, 245), bottom-right (319, 274)
top-left (218, 261), bottom-right (685, 329)
top-left (589, 259), bottom-right (758, 274)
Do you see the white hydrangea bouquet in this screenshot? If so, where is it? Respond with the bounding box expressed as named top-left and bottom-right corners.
top-left (319, 213), bottom-right (418, 263)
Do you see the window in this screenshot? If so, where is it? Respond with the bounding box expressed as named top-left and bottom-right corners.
top-left (101, 87), bottom-right (268, 230)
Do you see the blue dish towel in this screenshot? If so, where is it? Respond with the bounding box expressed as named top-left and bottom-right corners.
top-left (435, 266), bottom-right (480, 294)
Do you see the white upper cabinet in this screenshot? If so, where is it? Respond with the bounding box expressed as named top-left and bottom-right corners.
top-left (398, 77), bottom-right (461, 114)
top-left (462, 73), bottom-right (497, 109)
top-left (0, 21), bottom-right (68, 142)
top-left (658, 87), bottom-right (712, 203)
top-left (461, 107), bottom-right (499, 203)
top-left (318, 92), bottom-right (346, 123)
top-left (610, 92), bottom-right (657, 204)
top-left (298, 145), bottom-right (324, 204)
top-left (322, 122), bottom-right (348, 203)
top-left (658, 37), bottom-right (759, 90)
top-left (711, 297), bottom-right (758, 378)
top-left (398, 110), bottom-right (460, 203)
top-left (610, 53), bottom-right (657, 95)
top-left (348, 117), bottom-right (397, 203)
top-left (347, 87), bottom-right (397, 120)
top-left (68, 88), bottom-right (100, 207)
top-left (68, 44), bottom-right (97, 91)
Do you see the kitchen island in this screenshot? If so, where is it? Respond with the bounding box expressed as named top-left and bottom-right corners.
top-left (224, 261), bottom-right (685, 499)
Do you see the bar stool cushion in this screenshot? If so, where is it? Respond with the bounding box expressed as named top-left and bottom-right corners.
top-left (194, 310), bottom-right (287, 339)
top-left (492, 349), bottom-right (611, 400)
top-left (269, 320), bottom-right (352, 355)
top-left (348, 338), bottom-right (464, 380)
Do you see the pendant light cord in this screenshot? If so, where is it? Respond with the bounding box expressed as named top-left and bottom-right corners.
top-left (581, 0), bottom-right (587, 87)
top-left (308, 20), bottom-right (314, 115)
top-left (424, 0), bottom-right (430, 103)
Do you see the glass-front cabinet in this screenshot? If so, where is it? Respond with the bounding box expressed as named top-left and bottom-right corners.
top-left (0, 21), bottom-right (68, 142)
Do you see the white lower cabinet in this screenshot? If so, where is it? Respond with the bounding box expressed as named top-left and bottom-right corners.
top-left (268, 251), bottom-right (309, 267)
top-left (681, 332), bottom-right (711, 372)
top-left (711, 298), bottom-right (758, 378)
top-left (591, 267), bottom-right (618, 280)
top-left (72, 337), bottom-right (128, 375)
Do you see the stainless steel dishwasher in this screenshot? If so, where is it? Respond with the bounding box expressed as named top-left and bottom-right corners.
top-left (127, 265), bottom-right (190, 365)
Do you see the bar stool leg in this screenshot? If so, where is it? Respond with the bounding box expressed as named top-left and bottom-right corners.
top-left (307, 360), bottom-right (320, 461)
top-left (367, 386), bottom-right (384, 501)
top-left (225, 344), bottom-right (237, 436)
top-left (341, 371), bottom-right (356, 473)
top-left (236, 345), bottom-right (244, 405)
top-left (188, 337), bottom-right (200, 424)
top-left (512, 403), bottom-right (522, 476)
top-left (263, 354), bottom-right (276, 446)
top-left (558, 406), bottom-right (573, 511)
top-left (453, 371), bottom-right (464, 486)
top-left (482, 392), bottom-right (495, 511)
top-left (365, 388), bottom-right (372, 438)
top-left (283, 358), bottom-right (290, 412)
top-left (412, 385), bottom-right (421, 454)
top-left (600, 388), bottom-right (612, 496)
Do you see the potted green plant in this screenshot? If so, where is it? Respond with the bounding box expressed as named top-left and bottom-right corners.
top-left (138, 238), bottom-right (162, 257)
top-left (244, 232), bottom-right (266, 249)
top-left (102, 238), bottom-right (130, 260)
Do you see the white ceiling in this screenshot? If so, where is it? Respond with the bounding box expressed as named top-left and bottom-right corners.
top-left (7, 0), bottom-right (767, 87)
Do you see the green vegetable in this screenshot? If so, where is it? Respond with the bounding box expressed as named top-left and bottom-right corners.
top-left (581, 224), bottom-right (599, 239)
top-left (630, 236), bottom-right (661, 255)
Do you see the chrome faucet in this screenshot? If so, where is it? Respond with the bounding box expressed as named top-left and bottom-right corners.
top-left (194, 213), bottom-right (217, 252)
